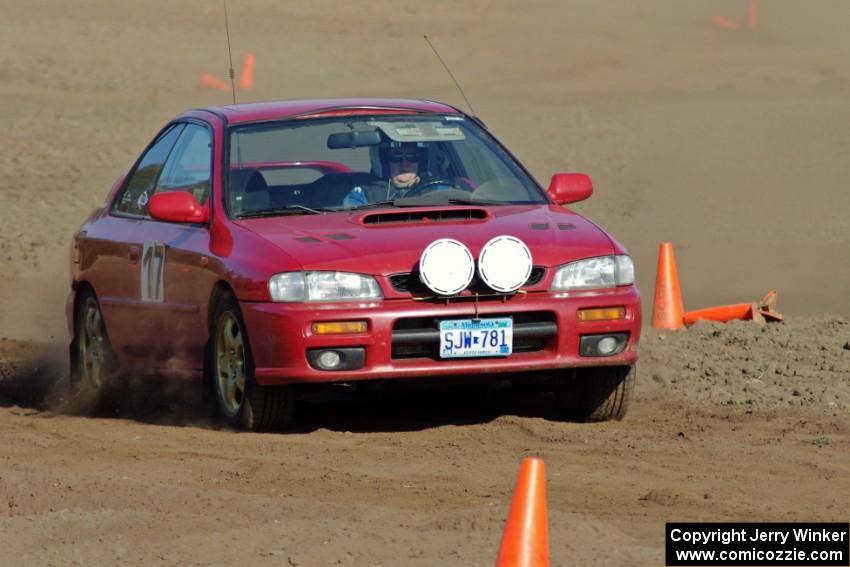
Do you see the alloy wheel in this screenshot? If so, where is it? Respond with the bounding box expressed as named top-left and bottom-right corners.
top-left (215, 312), bottom-right (247, 416)
top-left (78, 297), bottom-right (107, 391)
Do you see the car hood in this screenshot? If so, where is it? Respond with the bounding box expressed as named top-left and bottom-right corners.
top-left (235, 205), bottom-right (616, 275)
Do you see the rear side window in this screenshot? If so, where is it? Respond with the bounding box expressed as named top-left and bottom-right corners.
top-left (116, 125), bottom-right (184, 216)
top-left (154, 123), bottom-right (213, 205)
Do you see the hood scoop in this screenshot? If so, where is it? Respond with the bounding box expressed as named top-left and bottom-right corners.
top-left (361, 207), bottom-right (488, 225)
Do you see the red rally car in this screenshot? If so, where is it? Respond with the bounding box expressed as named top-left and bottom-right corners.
top-left (68, 98), bottom-right (641, 431)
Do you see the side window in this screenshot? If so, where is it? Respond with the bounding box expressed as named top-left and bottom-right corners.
top-left (155, 123), bottom-right (213, 205)
top-left (116, 125), bottom-right (184, 216)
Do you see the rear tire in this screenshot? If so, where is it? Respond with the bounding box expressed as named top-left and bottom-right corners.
top-left (553, 365), bottom-right (635, 422)
top-left (210, 294), bottom-right (295, 431)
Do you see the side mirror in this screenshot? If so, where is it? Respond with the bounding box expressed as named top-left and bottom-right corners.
top-left (149, 192), bottom-right (210, 223)
top-left (546, 173), bottom-right (593, 205)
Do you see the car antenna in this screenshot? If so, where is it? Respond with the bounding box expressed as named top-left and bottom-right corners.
top-left (423, 35), bottom-right (477, 117)
top-left (222, 0), bottom-right (237, 105)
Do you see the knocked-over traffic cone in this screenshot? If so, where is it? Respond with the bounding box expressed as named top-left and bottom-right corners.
top-left (684, 290), bottom-right (783, 325)
top-left (684, 303), bottom-right (753, 325)
top-left (495, 457), bottom-right (549, 567)
top-left (199, 72), bottom-right (231, 92)
top-left (712, 15), bottom-right (741, 31)
top-left (755, 290), bottom-right (783, 322)
top-left (651, 242), bottom-right (685, 330)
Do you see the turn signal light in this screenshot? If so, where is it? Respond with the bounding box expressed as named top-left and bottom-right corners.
top-left (311, 321), bottom-right (368, 335)
top-left (577, 307), bottom-right (626, 322)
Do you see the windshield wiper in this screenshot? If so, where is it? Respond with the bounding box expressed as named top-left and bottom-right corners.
top-left (442, 197), bottom-right (510, 206)
top-left (391, 196), bottom-right (510, 207)
top-left (345, 200), bottom-right (397, 212)
top-left (237, 205), bottom-right (324, 218)
top-left (343, 196), bottom-right (512, 212)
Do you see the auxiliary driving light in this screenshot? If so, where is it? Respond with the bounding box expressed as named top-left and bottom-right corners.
top-left (312, 321), bottom-right (368, 335)
top-left (419, 238), bottom-right (475, 296)
top-left (477, 235), bottom-right (533, 293)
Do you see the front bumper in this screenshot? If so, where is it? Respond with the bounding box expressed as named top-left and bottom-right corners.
top-left (241, 287), bottom-right (641, 386)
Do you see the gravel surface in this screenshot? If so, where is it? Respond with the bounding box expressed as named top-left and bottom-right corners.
top-left (2, 0), bottom-right (849, 565)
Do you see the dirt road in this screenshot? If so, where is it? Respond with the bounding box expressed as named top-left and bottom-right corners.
top-left (1, 1), bottom-right (849, 565)
top-left (1, 318), bottom-right (849, 566)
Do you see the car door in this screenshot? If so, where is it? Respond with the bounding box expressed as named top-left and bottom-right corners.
top-left (94, 124), bottom-right (184, 365)
top-left (134, 121), bottom-right (217, 375)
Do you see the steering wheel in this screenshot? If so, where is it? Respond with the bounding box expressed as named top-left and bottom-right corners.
top-left (401, 177), bottom-right (456, 199)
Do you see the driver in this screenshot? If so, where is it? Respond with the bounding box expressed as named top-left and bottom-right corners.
top-left (343, 141), bottom-right (429, 208)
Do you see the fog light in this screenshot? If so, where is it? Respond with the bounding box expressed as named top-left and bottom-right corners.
top-left (579, 333), bottom-right (629, 357)
top-left (597, 337), bottom-right (618, 355)
top-left (318, 350), bottom-right (341, 369)
top-left (307, 347), bottom-right (366, 372)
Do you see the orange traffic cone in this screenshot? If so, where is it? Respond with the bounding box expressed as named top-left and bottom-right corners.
top-left (651, 242), bottom-right (685, 330)
top-left (239, 52), bottom-right (255, 90)
top-left (712, 15), bottom-right (740, 31)
top-left (495, 457), bottom-right (549, 567)
top-left (683, 290), bottom-right (783, 325)
top-left (199, 72), bottom-right (231, 92)
top-left (748, 0), bottom-right (758, 28)
top-left (756, 290), bottom-right (783, 322)
top-left (684, 303), bottom-right (753, 325)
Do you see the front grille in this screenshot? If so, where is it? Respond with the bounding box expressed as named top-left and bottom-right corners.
top-left (391, 311), bottom-right (557, 359)
top-left (390, 267), bottom-right (546, 295)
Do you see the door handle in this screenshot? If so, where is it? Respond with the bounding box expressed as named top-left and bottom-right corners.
top-left (129, 245), bottom-right (141, 264)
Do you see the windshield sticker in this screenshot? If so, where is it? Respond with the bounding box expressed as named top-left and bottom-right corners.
top-left (435, 127), bottom-right (462, 136)
top-left (375, 121), bottom-right (466, 142)
top-left (395, 126), bottom-right (424, 137)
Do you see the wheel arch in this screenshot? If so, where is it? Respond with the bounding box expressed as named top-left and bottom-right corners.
top-left (69, 280), bottom-right (97, 341)
top-left (204, 280), bottom-right (243, 381)
top-left (207, 281), bottom-right (238, 332)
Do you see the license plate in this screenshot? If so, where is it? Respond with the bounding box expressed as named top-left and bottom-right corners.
top-left (439, 317), bottom-right (513, 358)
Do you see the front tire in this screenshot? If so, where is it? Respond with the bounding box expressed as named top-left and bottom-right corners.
top-left (70, 287), bottom-right (118, 411)
top-left (553, 365), bottom-right (635, 422)
top-left (210, 295), bottom-right (295, 431)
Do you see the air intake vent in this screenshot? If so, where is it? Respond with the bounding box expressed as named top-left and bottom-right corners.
top-left (390, 267), bottom-right (546, 294)
top-left (524, 267), bottom-right (546, 286)
top-left (361, 208), bottom-right (487, 225)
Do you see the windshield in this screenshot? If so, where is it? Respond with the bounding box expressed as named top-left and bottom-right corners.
top-left (226, 115), bottom-right (547, 217)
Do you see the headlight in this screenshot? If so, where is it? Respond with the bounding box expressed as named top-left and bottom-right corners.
top-left (269, 272), bottom-right (382, 302)
top-left (551, 255), bottom-right (634, 291)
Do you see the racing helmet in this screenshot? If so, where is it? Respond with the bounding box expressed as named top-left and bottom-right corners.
top-left (371, 140), bottom-right (428, 179)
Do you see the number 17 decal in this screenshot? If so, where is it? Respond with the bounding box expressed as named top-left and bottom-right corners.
top-left (140, 242), bottom-right (166, 303)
